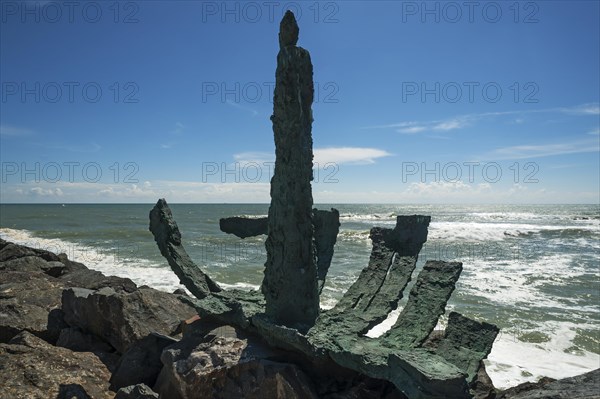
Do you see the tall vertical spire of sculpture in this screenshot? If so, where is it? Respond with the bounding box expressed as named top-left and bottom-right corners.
top-left (262, 10), bottom-right (319, 330)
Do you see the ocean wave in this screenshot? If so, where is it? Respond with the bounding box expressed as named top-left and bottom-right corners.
top-left (429, 221), bottom-right (598, 242)
top-left (217, 282), bottom-right (260, 291)
top-left (468, 211), bottom-right (550, 221)
top-left (336, 229), bottom-right (371, 242)
top-left (339, 213), bottom-right (397, 224)
top-left (458, 253), bottom-right (595, 311)
top-left (487, 320), bottom-right (600, 389)
top-left (237, 214), bottom-right (268, 219)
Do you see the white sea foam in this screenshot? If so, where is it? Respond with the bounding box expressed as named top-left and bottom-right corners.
top-left (339, 213), bottom-right (396, 225)
top-left (469, 212), bottom-right (547, 221)
top-left (459, 253), bottom-right (598, 312)
top-left (336, 229), bottom-right (371, 243)
top-left (487, 321), bottom-right (600, 389)
top-left (435, 220), bottom-right (598, 242)
top-left (366, 307), bottom-right (599, 389)
top-left (237, 214), bottom-right (268, 219)
top-left (0, 227), bottom-right (188, 292)
top-left (365, 308), bottom-right (402, 338)
top-left (431, 222), bottom-right (555, 242)
top-left (218, 282), bottom-right (260, 291)
top-left (338, 219), bottom-right (597, 244)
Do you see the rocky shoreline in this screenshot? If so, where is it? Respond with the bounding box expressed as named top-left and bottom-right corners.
top-left (1, 237), bottom-right (598, 398)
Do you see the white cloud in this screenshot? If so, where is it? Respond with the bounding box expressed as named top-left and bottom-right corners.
top-left (2, 178), bottom-right (596, 204)
top-left (38, 142), bottom-right (102, 153)
top-left (169, 122), bottom-right (185, 135)
top-left (403, 180), bottom-right (493, 197)
top-left (1, 180), bottom-right (270, 203)
top-left (314, 181), bottom-right (595, 204)
top-left (29, 187), bottom-right (63, 197)
top-left (161, 122), bottom-right (186, 148)
top-left (234, 147), bottom-right (392, 166)
top-left (432, 118), bottom-right (469, 131)
top-left (0, 125), bottom-right (33, 137)
top-left (397, 126), bottom-right (426, 134)
top-left (314, 147), bottom-right (392, 165)
top-left (369, 116), bottom-right (471, 134)
top-left (363, 103), bottom-right (600, 135)
top-left (226, 100), bottom-right (259, 117)
top-left (485, 138), bottom-right (599, 160)
top-left (559, 103), bottom-right (600, 115)
top-left (233, 151), bottom-right (274, 164)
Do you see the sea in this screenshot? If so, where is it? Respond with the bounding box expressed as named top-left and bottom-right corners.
top-left (0, 203), bottom-right (598, 389)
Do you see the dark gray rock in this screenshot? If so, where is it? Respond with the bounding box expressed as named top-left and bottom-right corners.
top-left (61, 286), bottom-right (196, 354)
top-left (219, 216), bottom-right (268, 238)
top-left (435, 312), bottom-right (499, 383)
top-left (218, 209), bottom-right (339, 295)
top-left (383, 215), bottom-right (431, 256)
top-left (279, 10), bottom-right (299, 48)
top-left (497, 368), bottom-right (600, 398)
top-left (0, 240), bottom-right (136, 345)
top-left (149, 198), bottom-right (221, 299)
top-left (154, 324), bottom-right (319, 399)
top-left (313, 208), bottom-right (340, 293)
top-left (0, 270), bottom-right (64, 343)
top-left (313, 215), bottom-right (429, 339)
top-left (148, 200), bottom-right (265, 329)
top-left (0, 255), bottom-right (65, 276)
top-left (0, 241), bottom-right (61, 263)
top-left (115, 384), bottom-right (159, 399)
top-left (0, 331), bottom-right (113, 399)
top-left (110, 332), bottom-right (178, 391)
top-left (56, 326), bottom-right (114, 353)
top-left (56, 384), bottom-right (93, 399)
top-left (0, 244), bottom-right (91, 283)
top-left (263, 9), bottom-right (319, 331)
top-left (384, 260), bottom-right (463, 347)
top-left (470, 362), bottom-right (497, 399)
top-left (58, 268), bottom-right (137, 293)
top-left (153, 206), bottom-right (486, 397)
top-left (320, 378), bottom-right (408, 399)
top-left (179, 288), bottom-right (265, 331)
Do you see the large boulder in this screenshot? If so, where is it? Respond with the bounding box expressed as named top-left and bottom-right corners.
top-left (115, 384), bottom-right (159, 399)
top-left (0, 270), bottom-right (65, 343)
top-left (110, 332), bottom-right (178, 390)
top-left (0, 241), bottom-right (61, 263)
top-left (0, 331), bottom-right (113, 399)
top-left (55, 326), bottom-right (121, 372)
top-left (154, 324), bottom-right (319, 399)
top-left (0, 240), bottom-right (137, 345)
top-left (59, 269), bottom-right (137, 293)
top-left (0, 255), bottom-right (66, 276)
top-left (62, 286), bottom-right (196, 354)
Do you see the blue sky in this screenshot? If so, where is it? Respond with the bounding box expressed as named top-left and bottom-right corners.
top-left (1, 0), bottom-right (598, 203)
